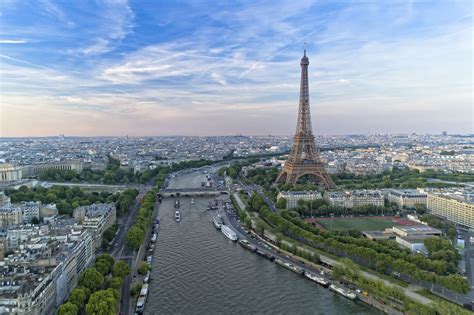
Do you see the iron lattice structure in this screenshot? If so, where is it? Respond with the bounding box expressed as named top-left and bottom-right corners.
top-left (275, 50), bottom-right (336, 189)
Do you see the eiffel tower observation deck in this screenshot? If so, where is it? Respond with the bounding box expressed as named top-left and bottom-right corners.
top-left (275, 48), bottom-right (336, 189)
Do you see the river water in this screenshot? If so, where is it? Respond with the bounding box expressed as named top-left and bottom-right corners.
top-left (145, 196), bottom-right (379, 314)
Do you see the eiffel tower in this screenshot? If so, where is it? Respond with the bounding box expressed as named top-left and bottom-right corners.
top-left (275, 48), bottom-right (336, 189)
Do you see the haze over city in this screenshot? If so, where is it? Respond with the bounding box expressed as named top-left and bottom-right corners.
top-left (0, 0), bottom-right (472, 137)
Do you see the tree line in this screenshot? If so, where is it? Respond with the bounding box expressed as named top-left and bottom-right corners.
top-left (5, 186), bottom-right (138, 217)
top-left (333, 258), bottom-right (470, 315)
top-left (280, 198), bottom-right (398, 218)
top-left (57, 253), bottom-right (130, 315)
top-left (246, 194), bottom-right (469, 294)
top-left (125, 191), bottom-right (156, 250)
top-left (333, 167), bottom-right (468, 189)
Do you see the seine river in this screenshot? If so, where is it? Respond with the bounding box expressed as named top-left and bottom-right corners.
top-left (145, 196), bottom-right (379, 314)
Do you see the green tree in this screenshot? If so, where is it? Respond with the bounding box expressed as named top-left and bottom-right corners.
top-left (78, 268), bottom-right (104, 293)
top-left (95, 259), bottom-right (111, 276)
top-left (112, 260), bottom-right (130, 278)
top-left (126, 225), bottom-right (145, 249)
top-left (107, 277), bottom-right (124, 290)
top-left (138, 262), bottom-right (150, 275)
top-left (68, 287), bottom-right (87, 311)
top-left (276, 198), bottom-right (287, 209)
top-left (57, 302), bottom-right (78, 315)
top-left (85, 289), bottom-right (118, 315)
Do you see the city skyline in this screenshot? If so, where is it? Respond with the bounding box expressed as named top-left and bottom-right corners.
top-left (1, 1), bottom-right (472, 137)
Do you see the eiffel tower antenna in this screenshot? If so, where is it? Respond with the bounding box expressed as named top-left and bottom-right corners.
top-left (275, 48), bottom-right (336, 189)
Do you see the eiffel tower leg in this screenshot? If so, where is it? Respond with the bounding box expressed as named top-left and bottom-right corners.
top-left (275, 171), bottom-right (288, 184)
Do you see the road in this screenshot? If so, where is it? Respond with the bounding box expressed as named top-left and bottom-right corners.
top-left (106, 185), bottom-right (152, 315)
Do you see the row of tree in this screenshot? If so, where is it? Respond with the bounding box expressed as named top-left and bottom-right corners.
top-left (333, 258), bottom-right (470, 315)
top-left (280, 198), bottom-right (398, 217)
top-left (5, 186), bottom-right (138, 217)
top-left (246, 193), bottom-right (469, 294)
top-left (333, 167), bottom-right (468, 189)
top-left (39, 156), bottom-right (220, 185)
top-left (125, 191), bottom-right (156, 250)
top-left (57, 253), bottom-right (130, 315)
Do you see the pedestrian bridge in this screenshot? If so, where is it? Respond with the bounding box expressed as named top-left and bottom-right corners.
top-left (158, 187), bottom-right (228, 197)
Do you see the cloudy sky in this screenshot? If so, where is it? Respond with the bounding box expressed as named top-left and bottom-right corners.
top-left (0, 0), bottom-right (472, 137)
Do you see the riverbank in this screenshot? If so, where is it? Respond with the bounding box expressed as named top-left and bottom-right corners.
top-left (230, 192), bottom-right (470, 315)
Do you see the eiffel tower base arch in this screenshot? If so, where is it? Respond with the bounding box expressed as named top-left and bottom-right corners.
top-left (275, 162), bottom-right (336, 189)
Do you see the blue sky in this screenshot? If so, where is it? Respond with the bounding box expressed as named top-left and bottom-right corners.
top-left (0, 0), bottom-right (472, 136)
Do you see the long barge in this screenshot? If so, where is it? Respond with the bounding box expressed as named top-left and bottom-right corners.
top-left (238, 239), bottom-right (257, 252)
top-left (329, 283), bottom-right (357, 300)
top-left (274, 258), bottom-right (304, 275)
top-left (304, 271), bottom-right (330, 288)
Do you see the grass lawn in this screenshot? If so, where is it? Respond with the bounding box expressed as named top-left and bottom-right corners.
top-left (317, 216), bottom-right (395, 232)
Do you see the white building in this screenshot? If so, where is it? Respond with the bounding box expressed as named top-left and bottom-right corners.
top-left (73, 203), bottom-right (116, 248)
top-left (427, 190), bottom-right (474, 229)
top-left (392, 225), bottom-right (441, 253)
top-left (22, 202), bottom-right (40, 223)
top-left (325, 190), bottom-right (384, 208)
top-left (387, 189), bottom-right (427, 209)
top-left (277, 191), bottom-right (322, 209)
top-left (0, 206), bottom-right (23, 228)
top-left (0, 164), bottom-right (23, 182)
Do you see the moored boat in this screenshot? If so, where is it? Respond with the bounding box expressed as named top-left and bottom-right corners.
top-left (304, 271), bottom-right (330, 287)
top-left (213, 214), bottom-right (224, 229)
top-left (255, 249), bottom-right (275, 261)
top-left (221, 225), bottom-right (238, 241)
top-left (329, 283), bottom-right (357, 300)
top-left (238, 239), bottom-right (257, 252)
top-left (274, 258), bottom-right (304, 275)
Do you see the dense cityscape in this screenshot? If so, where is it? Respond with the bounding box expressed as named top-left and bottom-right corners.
top-left (1, 1), bottom-right (472, 315)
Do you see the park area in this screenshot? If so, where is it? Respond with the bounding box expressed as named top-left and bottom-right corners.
top-left (307, 216), bottom-right (416, 232)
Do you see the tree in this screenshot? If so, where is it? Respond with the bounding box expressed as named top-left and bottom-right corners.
top-left (107, 277), bottom-right (124, 290)
top-left (31, 216), bottom-right (40, 224)
top-left (126, 225), bottom-right (145, 249)
top-left (58, 302), bottom-right (78, 315)
top-left (112, 260), bottom-right (130, 278)
top-left (96, 253), bottom-right (115, 270)
top-left (78, 268), bottom-right (104, 293)
top-left (138, 262), bottom-right (150, 275)
top-left (276, 198), bottom-right (287, 209)
top-left (95, 259), bottom-right (111, 276)
top-left (68, 287), bottom-right (87, 311)
top-left (85, 289), bottom-right (118, 315)
top-left (130, 283), bottom-right (142, 297)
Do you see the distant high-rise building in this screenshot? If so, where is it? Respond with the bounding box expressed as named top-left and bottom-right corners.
top-left (441, 131), bottom-right (447, 136)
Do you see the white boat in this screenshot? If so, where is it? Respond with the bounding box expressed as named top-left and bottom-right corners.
top-left (136, 296), bottom-right (146, 314)
top-left (221, 225), bottom-right (238, 241)
top-left (329, 284), bottom-right (357, 300)
top-left (150, 234), bottom-right (157, 243)
top-left (139, 283), bottom-right (149, 298)
top-left (213, 214), bottom-right (224, 229)
top-left (304, 271), bottom-right (329, 287)
top-left (191, 198), bottom-right (194, 205)
top-left (175, 210), bottom-right (181, 222)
